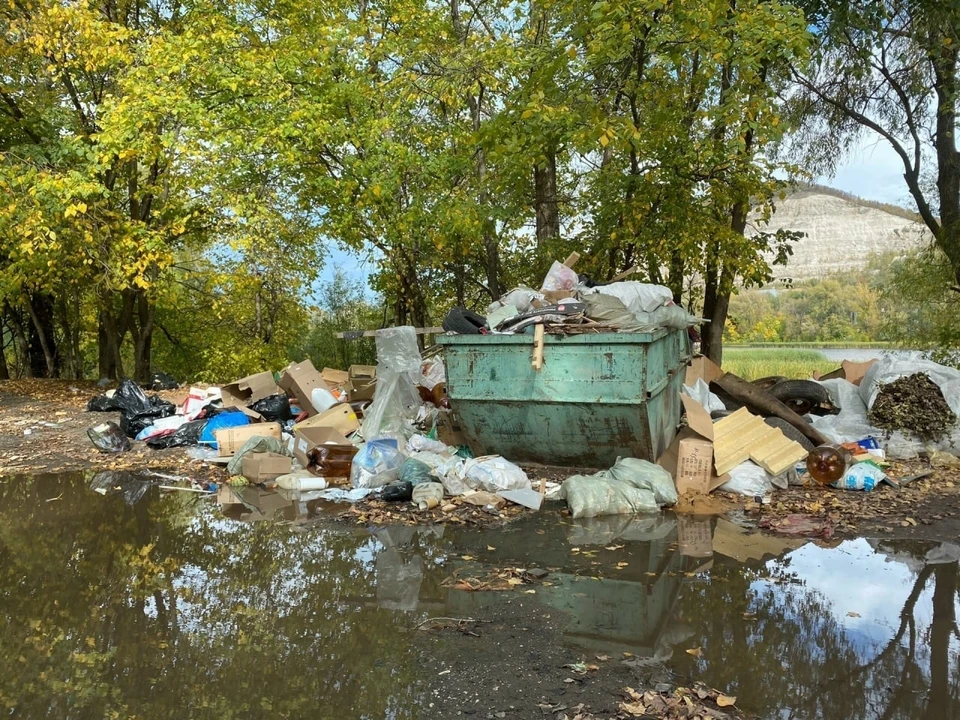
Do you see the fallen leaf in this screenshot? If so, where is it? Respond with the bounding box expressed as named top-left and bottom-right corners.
top-left (564, 678), bottom-right (576, 684)
top-left (717, 694), bottom-right (737, 707)
top-left (524, 589), bottom-right (536, 594)
top-left (461, 555), bottom-right (474, 561)
top-left (487, 546), bottom-right (496, 551)
top-left (905, 517), bottom-right (917, 526)
top-left (605, 544), bottom-right (625, 551)
top-left (622, 652), bottom-right (634, 658)
top-left (507, 578), bottom-right (524, 586)
top-left (686, 647), bottom-right (703, 658)
top-left (847, 611), bottom-right (861, 618)
top-left (596, 654), bottom-right (611, 662)
top-left (619, 701), bottom-right (646, 716)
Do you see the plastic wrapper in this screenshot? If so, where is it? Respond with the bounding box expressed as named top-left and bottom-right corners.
top-left (135, 414), bottom-right (188, 441)
top-left (397, 458), bottom-right (435, 486)
top-left (407, 434), bottom-right (448, 454)
top-left (541, 261), bottom-right (579, 292)
top-left (420, 360), bottom-right (446, 391)
top-left (249, 394), bottom-right (293, 422)
top-left (362, 327), bottom-right (424, 441)
top-left (351, 438), bottom-right (405, 488)
top-left (831, 461), bottom-right (886, 491)
top-left (682, 379), bottom-right (726, 414)
top-left (460, 456), bottom-right (531, 493)
top-left (719, 461), bottom-right (773, 497)
top-left (87, 421), bottom-right (131, 453)
top-left (488, 286), bottom-right (543, 315)
top-left (582, 294), bottom-right (648, 331)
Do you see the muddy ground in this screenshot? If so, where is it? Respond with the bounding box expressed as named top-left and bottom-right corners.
top-left (2, 379), bottom-right (960, 542)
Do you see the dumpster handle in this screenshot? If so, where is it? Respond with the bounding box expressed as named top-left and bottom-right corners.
top-left (646, 365), bottom-right (680, 399)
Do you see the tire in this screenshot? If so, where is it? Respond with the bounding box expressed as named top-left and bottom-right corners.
top-left (442, 307), bottom-right (487, 334)
top-left (752, 375), bottom-right (788, 391)
top-left (770, 380), bottom-right (830, 416)
top-left (763, 416), bottom-right (816, 452)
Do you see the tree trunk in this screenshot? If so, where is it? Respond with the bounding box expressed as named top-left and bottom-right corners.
top-left (922, 562), bottom-right (957, 719)
top-left (932, 45), bottom-right (960, 286)
top-left (534, 152), bottom-right (560, 244)
top-left (0, 326), bottom-right (9, 380)
top-left (5, 303), bottom-right (31, 378)
top-left (24, 293), bottom-right (58, 378)
top-left (134, 290), bottom-right (154, 383)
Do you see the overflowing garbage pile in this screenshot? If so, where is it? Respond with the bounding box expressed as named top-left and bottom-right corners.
top-left (447, 254), bottom-right (701, 336)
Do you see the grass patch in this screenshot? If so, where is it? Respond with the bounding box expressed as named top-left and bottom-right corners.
top-left (722, 348), bottom-right (831, 381)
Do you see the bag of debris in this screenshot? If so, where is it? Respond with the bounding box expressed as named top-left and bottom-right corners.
top-left (351, 438), bottom-right (405, 488)
top-left (147, 372), bottom-right (179, 391)
top-left (146, 419), bottom-right (209, 449)
top-left (249, 393), bottom-right (293, 422)
top-left (562, 474), bottom-right (659, 519)
top-left (860, 352), bottom-right (960, 415)
top-left (561, 459), bottom-right (675, 519)
top-left (87, 421), bottom-right (131, 453)
top-left (590, 281), bottom-right (673, 314)
top-left (460, 456), bottom-right (531, 493)
top-left (487, 286), bottom-right (543, 315)
top-left (582, 293), bottom-right (647, 331)
top-left (832, 461), bottom-right (886, 492)
top-left (397, 458), bottom-right (436, 486)
top-left (89, 470), bottom-right (158, 505)
top-left (719, 461), bottom-right (773, 497)
top-left (362, 327), bottom-right (424, 441)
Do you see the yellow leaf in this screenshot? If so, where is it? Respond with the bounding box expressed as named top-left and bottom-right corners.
top-left (461, 555), bottom-right (474, 561)
top-left (686, 647), bottom-right (703, 657)
top-left (619, 701), bottom-right (646, 716)
top-left (717, 695), bottom-right (737, 707)
top-left (599, 134), bottom-right (609, 148)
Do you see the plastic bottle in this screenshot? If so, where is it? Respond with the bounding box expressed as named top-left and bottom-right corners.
top-left (806, 444), bottom-right (853, 485)
top-left (310, 387), bottom-right (338, 414)
top-left (276, 471), bottom-right (328, 491)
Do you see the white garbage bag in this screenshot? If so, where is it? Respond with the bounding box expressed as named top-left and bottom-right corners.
top-left (460, 456), bottom-right (531, 493)
top-left (719, 461), bottom-right (773, 497)
top-left (361, 327), bottom-right (424, 441)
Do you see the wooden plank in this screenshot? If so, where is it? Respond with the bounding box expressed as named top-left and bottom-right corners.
top-left (563, 252), bottom-right (580, 268)
top-left (531, 324), bottom-right (545, 371)
top-left (336, 326), bottom-right (444, 340)
top-left (609, 265), bottom-right (639, 282)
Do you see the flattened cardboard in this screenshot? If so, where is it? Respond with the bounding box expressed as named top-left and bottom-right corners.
top-left (435, 411), bottom-right (466, 446)
top-left (712, 518), bottom-right (805, 563)
top-left (215, 422), bottom-right (282, 456)
top-left (278, 359), bottom-right (328, 416)
top-left (293, 426), bottom-right (357, 471)
top-left (241, 451), bottom-right (292, 483)
top-left (293, 403), bottom-right (360, 436)
top-left (685, 355), bottom-right (725, 388)
top-left (220, 371), bottom-right (280, 410)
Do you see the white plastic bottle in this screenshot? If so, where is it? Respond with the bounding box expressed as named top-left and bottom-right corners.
top-left (276, 471), bottom-right (328, 491)
top-left (310, 387), bottom-right (338, 413)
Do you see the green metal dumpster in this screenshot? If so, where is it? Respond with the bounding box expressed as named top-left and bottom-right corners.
top-left (437, 328), bottom-right (691, 468)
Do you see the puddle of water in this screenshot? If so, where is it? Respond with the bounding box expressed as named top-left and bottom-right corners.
top-left (1, 473), bottom-right (958, 719)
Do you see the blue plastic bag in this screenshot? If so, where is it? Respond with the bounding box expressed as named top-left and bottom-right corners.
top-left (199, 412), bottom-right (250, 446)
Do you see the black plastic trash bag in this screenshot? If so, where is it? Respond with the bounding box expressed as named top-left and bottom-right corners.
top-left (249, 393), bottom-right (293, 422)
top-left (87, 394), bottom-right (115, 412)
top-left (120, 403), bottom-right (177, 439)
top-left (147, 372), bottom-right (180, 391)
top-left (146, 419), bottom-right (208, 449)
top-left (382, 481), bottom-right (414, 502)
top-left (89, 471), bottom-right (159, 506)
top-left (87, 421), bottom-right (131, 453)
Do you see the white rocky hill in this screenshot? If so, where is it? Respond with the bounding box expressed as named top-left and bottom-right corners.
top-left (750, 187), bottom-right (931, 279)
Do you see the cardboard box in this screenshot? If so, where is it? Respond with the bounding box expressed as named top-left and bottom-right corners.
top-left (322, 367), bottom-right (350, 388)
top-left (657, 395), bottom-right (729, 495)
top-left (278, 359), bottom-right (328, 415)
top-left (293, 426), bottom-right (358, 474)
top-left (685, 355), bottom-right (725, 387)
top-left (242, 451), bottom-right (292, 483)
top-left (221, 372), bottom-right (280, 411)
top-left (215, 422), bottom-right (282, 456)
top-left (347, 364), bottom-right (377, 402)
top-left (293, 403), bottom-right (360, 436)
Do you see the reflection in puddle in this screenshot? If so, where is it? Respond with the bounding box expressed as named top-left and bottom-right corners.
top-left (0, 473), bottom-right (957, 719)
